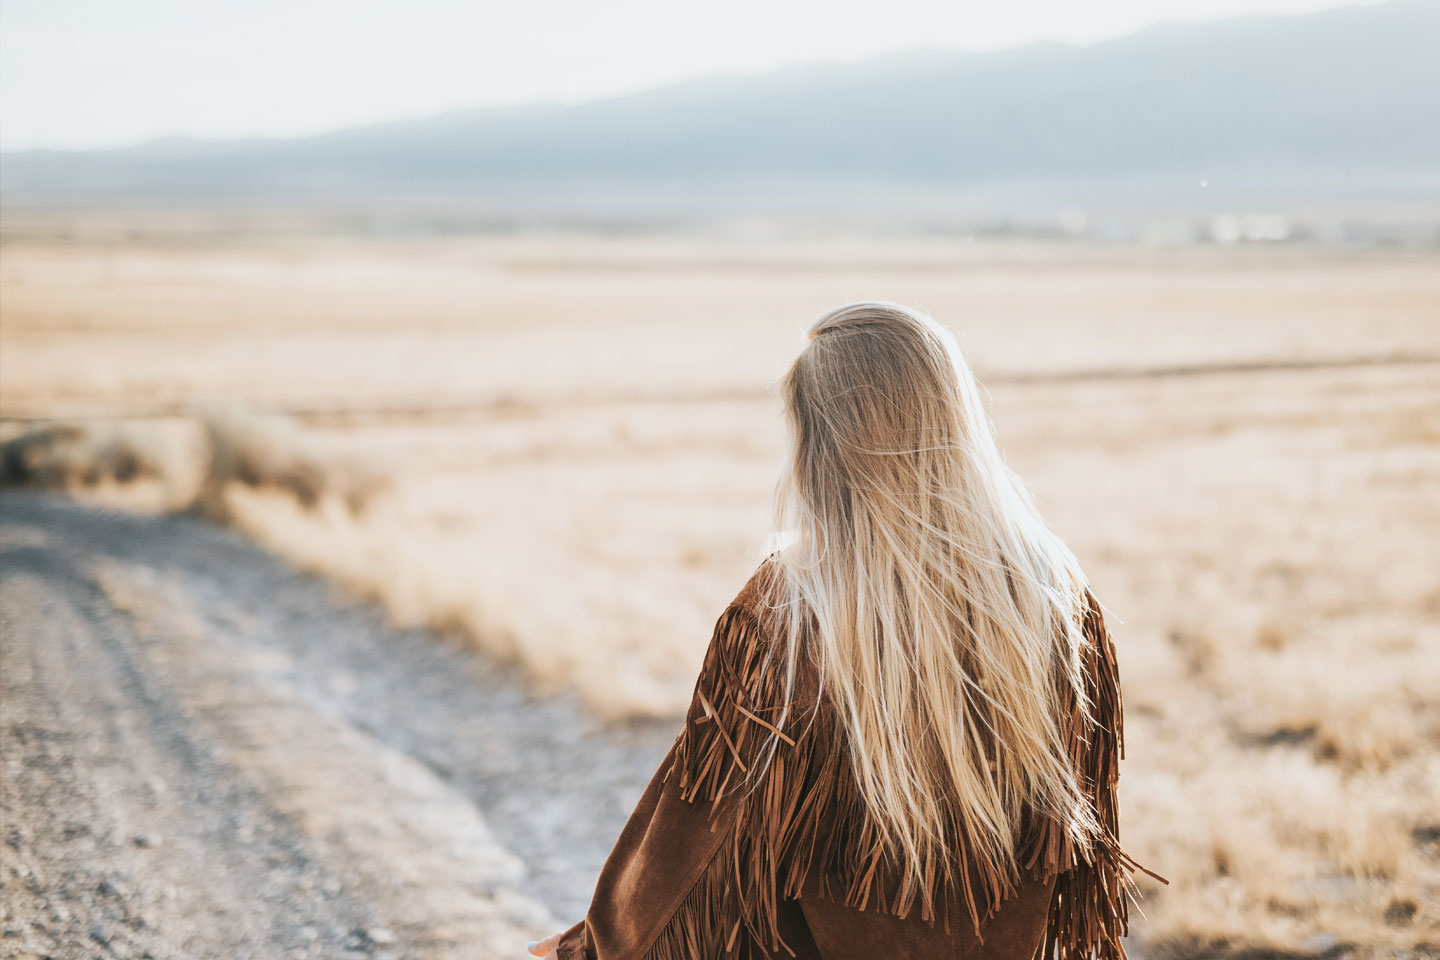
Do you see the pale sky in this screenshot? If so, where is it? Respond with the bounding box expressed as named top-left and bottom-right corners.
top-left (0, 0), bottom-right (1383, 152)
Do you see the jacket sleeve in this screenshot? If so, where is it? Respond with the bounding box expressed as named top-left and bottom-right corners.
top-left (1026, 586), bottom-right (1168, 960)
top-left (555, 603), bottom-right (776, 960)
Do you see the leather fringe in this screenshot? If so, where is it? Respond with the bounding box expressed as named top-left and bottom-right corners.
top-left (649, 587), bottom-right (1165, 960)
top-left (1020, 588), bottom-right (1169, 960)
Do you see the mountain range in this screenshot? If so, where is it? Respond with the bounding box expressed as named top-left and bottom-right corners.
top-left (3, 0), bottom-right (1436, 214)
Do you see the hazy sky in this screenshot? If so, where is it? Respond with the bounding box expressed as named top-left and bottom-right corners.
top-left (1, 0), bottom-right (1383, 152)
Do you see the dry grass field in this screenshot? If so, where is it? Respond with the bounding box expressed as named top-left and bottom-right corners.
top-left (2, 229), bottom-right (1437, 953)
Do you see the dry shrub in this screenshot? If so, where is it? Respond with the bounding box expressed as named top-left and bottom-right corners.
top-left (1126, 752), bottom-right (1437, 952)
top-left (0, 422), bottom-right (169, 489)
top-left (193, 408), bottom-right (388, 522)
top-left (1248, 653), bottom-right (1433, 775)
top-left (0, 412), bottom-right (389, 522)
top-left (1325, 795), bottom-right (1413, 881)
top-left (1313, 700), bottom-right (1423, 775)
top-left (1254, 619), bottom-right (1294, 652)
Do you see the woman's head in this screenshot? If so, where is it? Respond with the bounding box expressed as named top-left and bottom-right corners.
top-left (767, 301), bottom-right (1102, 897)
top-left (780, 301), bottom-right (991, 536)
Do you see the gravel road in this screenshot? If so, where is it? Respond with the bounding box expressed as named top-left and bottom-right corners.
top-left (0, 492), bottom-right (679, 960)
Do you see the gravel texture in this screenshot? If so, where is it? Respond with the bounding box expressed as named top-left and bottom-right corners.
top-left (1, 492), bottom-right (679, 960)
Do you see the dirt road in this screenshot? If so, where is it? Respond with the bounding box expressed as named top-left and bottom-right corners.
top-left (0, 492), bottom-right (679, 959)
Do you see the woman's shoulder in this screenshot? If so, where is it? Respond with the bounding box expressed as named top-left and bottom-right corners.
top-left (706, 553), bottom-right (806, 685)
top-left (674, 553), bottom-right (821, 780)
top-left (723, 550), bottom-right (795, 640)
top-left (728, 550), bottom-right (783, 609)
top-left (702, 552), bottom-right (789, 676)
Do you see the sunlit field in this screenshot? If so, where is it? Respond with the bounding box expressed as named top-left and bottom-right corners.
top-left (2, 227), bottom-right (1437, 952)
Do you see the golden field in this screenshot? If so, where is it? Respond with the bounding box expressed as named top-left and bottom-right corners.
top-left (2, 228), bottom-right (1438, 952)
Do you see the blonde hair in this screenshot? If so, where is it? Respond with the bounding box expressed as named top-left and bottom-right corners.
top-left (764, 300), bottom-right (1103, 895)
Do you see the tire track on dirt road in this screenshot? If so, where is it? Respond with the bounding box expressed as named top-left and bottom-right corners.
top-left (1, 492), bottom-right (679, 959)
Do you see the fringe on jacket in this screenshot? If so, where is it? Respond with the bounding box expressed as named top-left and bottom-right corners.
top-left (647, 579), bottom-right (1165, 960)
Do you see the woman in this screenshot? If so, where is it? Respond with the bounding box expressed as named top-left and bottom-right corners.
top-left (528, 301), bottom-right (1164, 959)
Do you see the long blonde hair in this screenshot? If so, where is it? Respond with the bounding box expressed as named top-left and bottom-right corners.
top-left (765, 300), bottom-right (1103, 893)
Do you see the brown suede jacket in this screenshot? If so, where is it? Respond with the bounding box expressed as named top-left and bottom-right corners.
top-left (555, 558), bottom-right (1162, 960)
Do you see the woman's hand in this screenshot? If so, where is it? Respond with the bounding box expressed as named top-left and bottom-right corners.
top-left (525, 933), bottom-right (562, 957)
